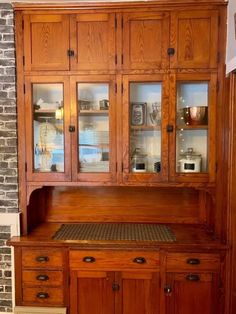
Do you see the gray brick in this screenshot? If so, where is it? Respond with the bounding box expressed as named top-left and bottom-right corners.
top-left (7, 208), bottom-right (18, 213)
top-left (5, 68), bottom-right (15, 76)
top-left (0, 4), bottom-right (12, 9)
top-left (0, 200), bottom-right (16, 207)
top-left (0, 162), bottom-right (7, 168)
top-left (0, 19), bottom-right (6, 26)
top-left (0, 60), bottom-right (15, 67)
top-left (6, 138), bottom-right (17, 146)
top-left (2, 35), bottom-right (14, 43)
top-left (0, 249), bottom-right (11, 255)
top-left (0, 131), bottom-right (16, 138)
top-left (6, 192), bottom-right (18, 199)
top-left (0, 26), bottom-right (13, 33)
top-left (8, 91), bottom-right (16, 99)
top-left (0, 43), bottom-right (15, 49)
top-left (0, 226), bottom-right (10, 232)
top-left (4, 106), bottom-right (16, 114)
top-left (7, 19), bottom-right (14, 26)
top-left (0, 76), bottom-right (15, 83)
top-left (0, 184), bottom-right (17, 191)
top-left (4, 122), bottom-right (17, 129)
top-left (0, 233), bottom-right (10, 240)
top-left (5, 177), bottom-right (17, 184)
top-left (0, 169), bottom-right (17, 176)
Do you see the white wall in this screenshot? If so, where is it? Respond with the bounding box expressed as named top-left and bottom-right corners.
top-left (226, 0), bottom-right (236, 74)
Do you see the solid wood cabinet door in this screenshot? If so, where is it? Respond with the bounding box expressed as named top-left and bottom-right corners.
top-left (70, 13), bottom-right (116, 71)
top-left (170, 11), bottom-right (218, 69)
top-left (165, 273), bottom-right (219, 314)
top-left (123, 12), bottom-right (169, 70)
top-left (116, 271), bottom-right (160, 314)
top-left (70, 270), bottom-right (114, 314)
top-left (23, 14), bottom-right (70, 71)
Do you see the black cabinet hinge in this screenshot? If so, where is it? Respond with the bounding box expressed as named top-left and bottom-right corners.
top-left (115, 17), bottom-right (117, 29)
top-left (121, 83), bottom-right (124, 94)
top-left (115, 83), bottom-right (117, 94)
top-left (215, 162), bottom-right (218, 173)
top-left (22, 20), bottom-right (24, 30)
top-left (121, 54), bottom-right (124, 65)
top-left (116, 162), bottom-right (118, 172)
top-left (217, 81), bottom-right (220, 93)
top-left (23, 56), bottom-right (25, 66)
top-left (121, 162), bottom-right (124, 172)
top-left (23, 84), bottom-right (26, 94)
top-left (25, 162), bottom-right (27, 172)
top-left (115, 54), bottom-right (117, 65)
top-left (217, 52), bottom-right (220, 63)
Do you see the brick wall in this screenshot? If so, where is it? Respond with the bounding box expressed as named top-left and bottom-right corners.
top-left (0, 3), bottom-right (18, 313)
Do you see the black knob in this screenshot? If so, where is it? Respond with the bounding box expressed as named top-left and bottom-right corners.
top-left (83, 256), bottom-right (96, 263)
top-left (186, 274), bottom-right (200, 282)
top-left (166, 124), bottom-right (174, 133)
top-left (69, 125), bottom-right (75, 133)
top-left (112, 283), bottom-right (120, 291)
top-left (36, 274), bottom-right (49, 281)
top-left (36, 292), bottom-right (49, 299)
top-left (167, 48), bottom-right (175, 56)
top-left (164, 284), bottom-right (172, 295)
top-left (187, 258), bottom-right (200, 265)
top-left (36, 256), bottom-right (49, 263)
top-left (67, 49), bottom-right (75, 57)
top-left (133, 257), bottom-right (146, 264)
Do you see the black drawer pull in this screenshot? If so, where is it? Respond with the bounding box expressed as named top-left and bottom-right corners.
top-left (187, 258), bottom-right (200, 265)
top-left (36, 256), bottom-right (49, 263)
top-left (36, 274), bottom-right (49, 281)
top-left (112, 283), bottom-right (120, 291)
top-left (133, 257), bottom-right (146, 264)
top-left (167, 47), bottom-right (175, 56)
top-left (164, 284), bottom-right (172, 295)
top-left (36, 292), bottom-right (49, 299)
top-left (83, 256), bottom-right (96, 263)
top-left (186, 274), bottom-right (200, 282)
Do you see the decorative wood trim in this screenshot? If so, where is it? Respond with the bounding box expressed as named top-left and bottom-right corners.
top-left (26, 185), bottom-right (43, 205)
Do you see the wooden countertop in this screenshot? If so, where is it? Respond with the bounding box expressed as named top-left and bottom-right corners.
top-left (8, 223), bottom-right (228, 251)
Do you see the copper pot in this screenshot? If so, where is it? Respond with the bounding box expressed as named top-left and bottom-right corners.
top-left (182, 106), bottom-right (208, 125)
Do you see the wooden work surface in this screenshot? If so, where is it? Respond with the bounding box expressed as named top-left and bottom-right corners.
top-left (8, 223), bottom-right (228, 251)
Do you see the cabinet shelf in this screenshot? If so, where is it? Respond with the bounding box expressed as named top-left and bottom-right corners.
top-left (177, 125), bottom-right (208, 130)
top-left (131, 125), bottom-right (161, 131)
top-left (79, 110), bottom-right (109, 116)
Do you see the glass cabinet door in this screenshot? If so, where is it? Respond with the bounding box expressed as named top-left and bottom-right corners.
top-left (170, 74), bottom-right (216, 182)
top-left (71, 76), bottom-right (116, 183)
top-left (123, 75), bottom-right (168, 183)
top-left (25, 76), bottom-right (71, 181)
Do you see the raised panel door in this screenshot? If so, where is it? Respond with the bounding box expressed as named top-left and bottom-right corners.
top-left (70, 13), bottom-right (116, 71)
top-left (116, 271), bottom-right (160, 314)
top-left (70, 270), bottom-right (114, 314)
top-left (165, 273), bottom-right (219, 314)
top-left (170, 11), bottom-right (218, 69)
top-left (23, 14), bottom-right (70, 71)
top-left (123, 12), bottom-right (169, 70)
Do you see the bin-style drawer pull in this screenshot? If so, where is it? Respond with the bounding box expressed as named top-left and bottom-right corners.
top-left (186, 258), bottom-right (200, 265)
top-left (36, 256), bottom-right (49, 263)
top-left (36, 292), bottom-right (49, 299)
top-left (83, 256), bottom-right (96, 263)
top-left (36, 274), bottom-right (49, 281)
top-left (186, 274), bottom-right (200, 282)
top-left (133, 257), bottom-right (146, 264)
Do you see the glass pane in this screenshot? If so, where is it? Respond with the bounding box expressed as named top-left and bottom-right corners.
top-left (33, 83), bottom-right (64, 173)
top-left (130, 83), bottom-right (162, 173)
top-left (78, 83), bottom-right (109, 173)
top-left (176, 82), bottom-right (208, 173)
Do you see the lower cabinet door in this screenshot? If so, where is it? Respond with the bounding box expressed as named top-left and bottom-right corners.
top-left (165, 273), bottom-right (219, 314)
top-left (117, 271), bottom-right (160, 314)
top-left (70, 270), bottom-right (115, 314)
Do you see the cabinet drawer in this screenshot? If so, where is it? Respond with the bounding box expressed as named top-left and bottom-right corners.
top-left (22, 248), bottom-right (64, 269)
top-left (22, 270), bottom-right (63, 286)
top-left (70, 250), bottom-right (159, 270)
top-left (22, 287), bottom-right (64, 305)
top-left (166, 253), bottom-right (220, 272)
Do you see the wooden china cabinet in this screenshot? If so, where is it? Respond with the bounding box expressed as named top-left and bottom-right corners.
top-left (9, 1), bottom-right (229, 314)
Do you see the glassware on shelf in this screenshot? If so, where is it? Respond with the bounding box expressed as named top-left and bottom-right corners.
top-left (149, 102), bottom-right (161, 126)
top-left (178, 147), bottom-right (202, 173)
top-left (131, 148), bottom-right (148, 173)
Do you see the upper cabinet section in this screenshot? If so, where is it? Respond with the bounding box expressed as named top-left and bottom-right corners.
top-left (70, 13), bottom-right (116, 71)
top-left (170, 10), bottom-right (219, 69)
top-left (23, 12), bottom-right (116, 72)
top-left (23, 14), bottom-right (70, 71)
top-left (21, 9), bottom-right (219, 73)
top-left (122, 12), bottom-right (170, 70)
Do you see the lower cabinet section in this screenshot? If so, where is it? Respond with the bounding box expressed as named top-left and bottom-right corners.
top-left (165, 273), bottom-right (219, 314)
top-left (14, 306), bottom-right (67, 314)
top-left (14, 247), bottom-right (224, 314)
top-left (70, 270), bottom-right (160, 314)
